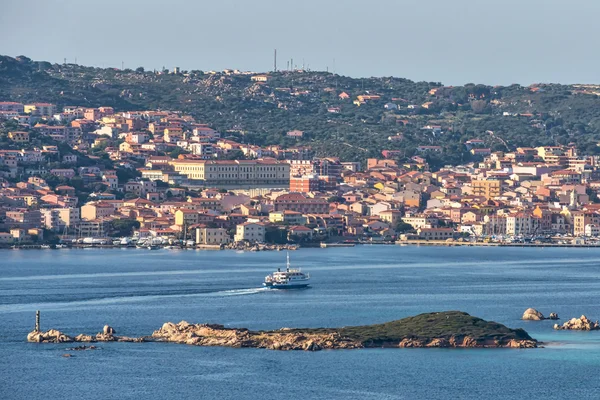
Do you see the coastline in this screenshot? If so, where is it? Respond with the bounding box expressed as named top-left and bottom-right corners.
top-left (4, 241), bottom-right (600, 250)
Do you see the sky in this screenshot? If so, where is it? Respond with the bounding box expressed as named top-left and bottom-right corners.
top-left (1, 0), bottom-right (600, 86)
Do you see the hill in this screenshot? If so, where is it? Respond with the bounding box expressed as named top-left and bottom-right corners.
top-left (3, 54), bottom-right (600, 167)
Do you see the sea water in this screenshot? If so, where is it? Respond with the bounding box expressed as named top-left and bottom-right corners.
top-left (1, 246), bottom-right (600, 399)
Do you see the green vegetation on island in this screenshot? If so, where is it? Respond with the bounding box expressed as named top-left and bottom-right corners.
top-left (310, 311), bottom-right (534, 345)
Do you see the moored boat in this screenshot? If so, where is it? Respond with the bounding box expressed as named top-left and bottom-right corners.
top-left (320, 242), bottom-right (355, 248)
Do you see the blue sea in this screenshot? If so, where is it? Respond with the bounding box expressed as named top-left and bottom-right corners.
top-left (2, 246), bottom-right (600, 399)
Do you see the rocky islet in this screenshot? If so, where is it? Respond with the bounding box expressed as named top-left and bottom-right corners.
top-left (27, 311), bottom-right (538, 350)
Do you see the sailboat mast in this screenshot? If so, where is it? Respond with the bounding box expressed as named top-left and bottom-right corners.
top-left (286, 252), bottom-right (290, 271)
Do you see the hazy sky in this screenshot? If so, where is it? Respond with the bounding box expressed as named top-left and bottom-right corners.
top-left (1, 0), bottom-right (599, 86)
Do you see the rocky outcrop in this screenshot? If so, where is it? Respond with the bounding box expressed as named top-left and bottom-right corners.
top-left (522, 308), bottom-right (545, 321)
top-left (28, 327), bottom-right (144, 344)
top-left (27, 329), bottom-right (74, 343)
top-left (103, 325), bottom-right (115, 335)
top-left (150, 321), bottom-right (362, 350)
top-left (522, 308), bottom-right (559, 321)
top-left (27, 312), bottom-right (538, 350)
top-left (397, 336), bottom-right (536, 349)
top-left (554, 315), bottom-right (600, 331)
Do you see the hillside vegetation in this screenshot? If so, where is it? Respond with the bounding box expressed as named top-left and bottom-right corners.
top-left (291, 311), bottom-right (533, 344)
top-left (3, 55), bottom-right (600, 167)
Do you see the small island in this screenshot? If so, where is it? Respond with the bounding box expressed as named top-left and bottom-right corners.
top-left (28, 311), bottom-right (537, 350)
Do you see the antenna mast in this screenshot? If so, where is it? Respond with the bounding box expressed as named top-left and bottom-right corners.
top-left (274, 49), bottom-right (277, 72)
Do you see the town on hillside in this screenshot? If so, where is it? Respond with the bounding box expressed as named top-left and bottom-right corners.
top-left (1, 100), bottom-right (599, 248)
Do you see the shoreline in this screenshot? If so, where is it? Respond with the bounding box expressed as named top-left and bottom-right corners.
top-left (4, 241), bottom-right (600, 250)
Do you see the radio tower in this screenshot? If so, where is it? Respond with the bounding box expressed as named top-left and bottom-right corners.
top-left (274, 49), bottom-right (277, 72)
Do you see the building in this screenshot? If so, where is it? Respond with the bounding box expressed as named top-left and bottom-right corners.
top-left (288, 160), bottom-right (317, 176)
top-left (234, 222), bottom-right (266, 242)
top-left (4, 209), bottom-right (41, 229)
top-left (379, 209), bottom-right (403, 226)
top-left (80, 202), bottom-right (115, 220)
top-left (402, 215), bottom-right (438, 229)
top-left (584, 224), bottom-right (600, 237)
top-left (41, 208), bottom-right (80, 232)
top-left (417, 227), bottom-right (456, 240)
top-left (472, 180), bottom-right (503, 200)
top-left (289, 174), bottom-right (336, 193)
top-left (169, 159), bottom-right (290, 188)
top-left (273, 193), bottom-right (329, 214)
top-left (8, 131), bottom-right (29, 143)
top-left (573, 211), bottom-right (600, 237)
top-left (287, 130), bottom-right (304, 138)
top-left (196, 227), bottom-right (231, 245)
top-left (24, 103), bottom-right (56, 116)
top-left (77, 219), bottom-right (110, 237)
top-left (288, 225), bottom-right (313, 240)
top-left (102, 174), bottom-right (119, 190)
top-left (175, 209), bottom-right (201, 226)
top-left (50, 169), bottom-right (76, 179)
top-left (506, 213), bottom-right (535, 236)
top-left (269, 210), bottom-right (306, 225)
top-left (0, 102), bottom-right (24, 113)
top-left (251, 75), bottom-right (269, 82)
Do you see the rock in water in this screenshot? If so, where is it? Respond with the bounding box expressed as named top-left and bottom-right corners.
top-left (548, 313), bottom-right (559, 320)
top-left (554, 315), bottom-right (600, 331)
top-left (27, 329), bottom-right (74, 343)
top-left (103, 325), bottom-right (115, 335)
top-left (522, 308), bottom-right (545, 321)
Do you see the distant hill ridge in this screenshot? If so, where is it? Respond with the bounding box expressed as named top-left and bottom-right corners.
top-left (2, 54), bottom-right (600, 166)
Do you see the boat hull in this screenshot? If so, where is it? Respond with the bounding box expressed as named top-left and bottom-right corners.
top-left (263, 282), bottom-right (310, 289)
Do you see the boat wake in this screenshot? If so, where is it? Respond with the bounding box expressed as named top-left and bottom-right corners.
top-left (0, 287), bottom-right (270, 313)
top-left (216, 287), bottom-right (269, 296)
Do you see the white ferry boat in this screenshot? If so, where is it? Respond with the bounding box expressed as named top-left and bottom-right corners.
top-left (263, 253), bottom-right (310, 289)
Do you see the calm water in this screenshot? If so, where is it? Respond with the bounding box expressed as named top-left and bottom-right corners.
top-left (2, 246), bottom-right (600, 399)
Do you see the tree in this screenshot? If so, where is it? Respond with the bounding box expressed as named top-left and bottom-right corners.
top-left (395, 221), bottom-right (414, 233)
top-left (170, 148), bottom-right (188, 158)
top-left (136, 67), bottom-right (145, 73)
top-left (470, 100), bottom-right (488, 114)
top-left (265, 226), bottom-right (288, 244)
top-left (116, 167), bottom-right (140, 184)
top-left (222, 150), bottom-right (246, 160)
top-left (110, 219), bottom-right (140, 237)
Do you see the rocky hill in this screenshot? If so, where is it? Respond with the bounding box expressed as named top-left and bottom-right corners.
top-left (3, 54), bottom-right (600, 166)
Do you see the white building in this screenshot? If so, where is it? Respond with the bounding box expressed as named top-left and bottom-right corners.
top-left (234, 222), bottom-right (266, 242)
top-left (584, 224), bottom-right (600, 237)
top-left (196, 227), bottom-right (231, 245)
